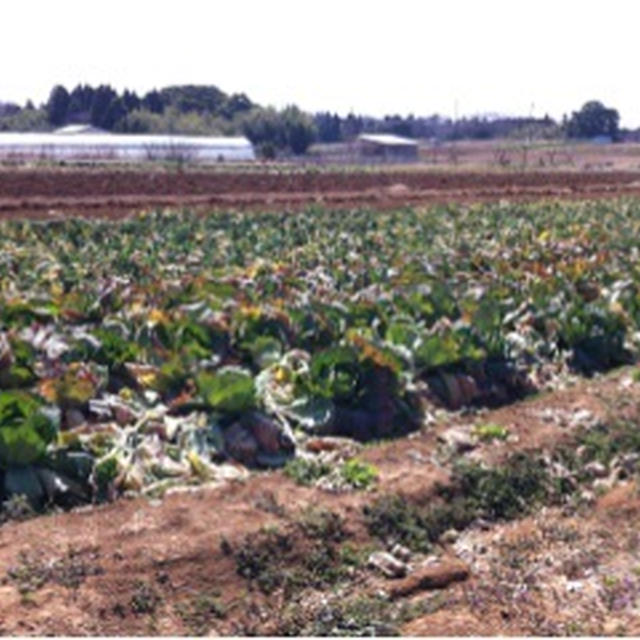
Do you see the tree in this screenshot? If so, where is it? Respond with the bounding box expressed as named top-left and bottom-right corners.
top-left (67, 84), bottom-right (95, 123)
top-left (314, 112), bottom-right (342, 142)
top-left (565, 100), bottom-right (620, 140)
top-left (122, 90), bottom-right (141, 113)
top-left (281, 105), bottom-right (316, 154)
top-left (46, 85), bottom-right (70, 126)
top-left (159, 85), bottom-right (226, 114)
top-left (142, 89), bottom-right (165, 114)
top-left (90, 85), bottom-right (118, 128)
top-left (102, 97), bottom-right (127, 130)
top-left (240, 107), bottom-right (287, 153)
top-left (220, 93), bottom-right (253, 119)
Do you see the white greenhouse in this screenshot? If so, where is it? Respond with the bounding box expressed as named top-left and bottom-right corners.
top-left (0, 131), bottom-right (256, 163)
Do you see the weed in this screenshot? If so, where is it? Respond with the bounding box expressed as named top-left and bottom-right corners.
top-left (283, 456), bottom-right (331, 486)
top-left (130, 580), bottom-right (161, 614)
top-left (0, 494), bottom-right (36, 524)
top-left (233, 507), bottom-right (354, 596)
top-left (338, 542), bottom-right (375, 568)
top-left (219, 535), bottom-right (233, 556)
top-left (278, 593), bottom-right (399, 636)
top-left (299, 545), bottom-right (347, 588)
top-left (599, 573), bottom-right (640, 612)
top-left (6, 552), bottom-right (50, 595)
top-left (5, 547), bottom-right (103, 595)
top-left (340, 458), bottom-right (378, 489)
top-left (234, 526), bottom-right (294, 594)
top-left (176, 591), bottom-right (226, 635)
top-left (473, 422), bottom-right (509, 442)
top-left (297, 507), bottom-right (347, 542)
top-left (284, 590), bottom-right (446, 637)
top-left (365, 453), bottom-right (552, 551)
top-left (253, 490), bottom-right (287, 517)
top-left (575, 420), bottom-right (640, 468)
top-left (452, 454), bottom-right (549, 520)
top-left (363, 495), bottom-right (433, 552)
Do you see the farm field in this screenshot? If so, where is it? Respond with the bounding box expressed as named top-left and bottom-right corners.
top-left (2, 165), bottom-right (640, 219)
top-left (2, 193), bottom-right (640, 634)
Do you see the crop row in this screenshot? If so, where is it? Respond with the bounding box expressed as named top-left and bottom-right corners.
top-left (0, 199), bottom-right (639, 508)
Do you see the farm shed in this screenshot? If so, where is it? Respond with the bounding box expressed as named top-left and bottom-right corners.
top-left (356, 133), bottom-right (419, 162)
top-left (0, 132), bottom-right (255, 163)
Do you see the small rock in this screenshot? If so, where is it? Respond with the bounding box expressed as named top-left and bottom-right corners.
top-left (593, 477), bottom-right (614, 494)
top-left (144, 390), bottom-right (160, 405)
top-left (440, 528), bottom-right (459, 544)
top-left (620, 453), bottom-right (640, 471)
top-left (570, 409), bottom-right (595, 427)
top-left (566, 579), bottom-right (583, 593)
top-left (367, 551), bottom-right (408, 579)
top-left (438, 426), bottom-right (477, 454)
top-left (575, 445), bottom-right (587, 459)
top-left (388, 559), bottom-right (470, 599)
top-left (472, 517), bottom-right (492, 531)
top-left (583, 461), bottom-right (608, 478)
top-left (579, 489), bottom-right (596, 505)
top-left (390, 544), bottom-right (412, 562)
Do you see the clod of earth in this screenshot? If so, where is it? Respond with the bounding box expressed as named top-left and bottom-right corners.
top-left (387, 559), bottom-right (470, 599)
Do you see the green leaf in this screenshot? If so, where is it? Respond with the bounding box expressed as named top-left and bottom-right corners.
top-left (244, 336), bottom-right (282, 369)
top-left (0, 425), bottom-right (48, 467)
top-left (196, 367), bottom-right (256, 413)
top-left (415, 333), bottom-right (461, 370)
top-left (0, 391), bottom-right (41, 428)
top-left (309, 347), bottom-right (361, 400)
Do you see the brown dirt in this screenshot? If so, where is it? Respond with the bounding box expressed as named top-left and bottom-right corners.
top-left (2, 167), bottom-right (640, 220)
top-left (0, 367), bottom-right (637, 635)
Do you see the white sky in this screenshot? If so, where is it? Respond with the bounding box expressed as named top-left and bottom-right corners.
top-left (2, 0), bottom-right (640, 126)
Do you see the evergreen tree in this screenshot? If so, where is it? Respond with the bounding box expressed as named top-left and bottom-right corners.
top-left (46, 85), bottom-right (70, 126)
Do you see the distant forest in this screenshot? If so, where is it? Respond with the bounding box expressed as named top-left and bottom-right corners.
top-left (0, 83), bottom-right (631, 156)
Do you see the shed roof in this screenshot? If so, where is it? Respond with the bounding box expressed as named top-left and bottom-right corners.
top-left (357, 133), bottom-right (418, 147)
top-left (54, 124), bottom-right (106, 135)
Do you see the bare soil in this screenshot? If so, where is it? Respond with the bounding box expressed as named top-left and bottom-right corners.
top-left (2, 167), bottom-right (640, 219)
top-left (0, 367), bottom-right (638, 635)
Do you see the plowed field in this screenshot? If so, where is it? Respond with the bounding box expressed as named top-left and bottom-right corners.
top-left (2, 167), bottom-right (640, 218)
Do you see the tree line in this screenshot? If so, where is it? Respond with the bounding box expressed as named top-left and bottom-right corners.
top-left (314, 101), bottom-right (623, 144)
top-left (0, 83), bottom-right (629, 156)
top-left (0, 83), bottom-right (317, 156)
